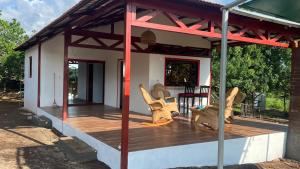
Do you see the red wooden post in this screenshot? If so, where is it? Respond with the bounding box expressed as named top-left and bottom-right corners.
top-left (37, 42), bottom-right (41, 107)
top-left (62, 31), bottom-right (71, 121)
top-left (121, 2), bottom-right (134, 169)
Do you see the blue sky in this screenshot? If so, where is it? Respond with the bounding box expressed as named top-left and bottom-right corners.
top-left (0, 0), bottom-right (232, 36)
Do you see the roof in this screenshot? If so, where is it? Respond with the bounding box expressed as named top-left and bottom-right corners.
top-left (14, 0), bottom-right (222, 51)
top-left (234, 0), bottom-right (300, 28)
top-left (16, 0), bottom-right (300, 51)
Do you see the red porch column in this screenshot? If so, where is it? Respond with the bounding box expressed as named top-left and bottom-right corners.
top-left (286, 41), bottom-right (300, 161)
top-left (121, 2), bottom-right (134, 169)
top-left (62, 31), bottom-right (71, 121)
top-left (37, 42), bottom-right (41, 107)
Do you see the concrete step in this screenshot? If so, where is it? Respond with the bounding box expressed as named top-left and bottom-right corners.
top-left (56, 136), bottom-right (97, 163)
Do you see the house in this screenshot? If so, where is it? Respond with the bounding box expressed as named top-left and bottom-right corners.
top-left (16, 0), bottom-right (300, 169)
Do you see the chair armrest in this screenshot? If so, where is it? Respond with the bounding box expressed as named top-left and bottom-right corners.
top-left (149, 99), bottom-right (166, 110)
top-left (165, 97), bottom-right (176, 103)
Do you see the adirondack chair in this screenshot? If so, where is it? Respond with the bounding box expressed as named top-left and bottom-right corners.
top-left (139, 84), bottom-right (178, 123)
top-left (191, 87), bottom-right (246, 130)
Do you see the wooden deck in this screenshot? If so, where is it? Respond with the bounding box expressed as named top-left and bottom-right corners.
top-left (41, 105), bottom-right (287, 152)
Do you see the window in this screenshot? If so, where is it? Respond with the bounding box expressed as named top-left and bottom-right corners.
top-left (165, 58), bottom-right (199, 86)
top-left (29, 56), bottom-right (32, 78)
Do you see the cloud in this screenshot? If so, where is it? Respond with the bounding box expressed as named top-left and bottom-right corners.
top-left (0, 0), bottom-right (80, 35)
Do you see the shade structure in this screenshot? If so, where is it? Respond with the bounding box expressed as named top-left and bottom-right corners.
top-left (240, 0), bottom-right (300, 23)
top-left (233, 0), bottom-right (300, 28)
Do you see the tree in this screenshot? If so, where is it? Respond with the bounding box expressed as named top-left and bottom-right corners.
top-left (212, 44), bottom-right (291, 109)
top-left (0, 12), bottom-right (28, 90)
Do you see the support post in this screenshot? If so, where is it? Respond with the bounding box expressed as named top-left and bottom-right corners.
top-left (37, 42), bottom-right (41, 107)
top-left (218, 9), bottom-right (229, 169)
top-left (286, 41), bottom-right (300, 161)
top-left (62, 30), bottom-right (71, 121)
top-left (121, 2), bottom-right (133, 169)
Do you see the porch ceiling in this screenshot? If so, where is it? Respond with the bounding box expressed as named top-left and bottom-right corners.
top-left (16, 0), bottom-right (300, 51)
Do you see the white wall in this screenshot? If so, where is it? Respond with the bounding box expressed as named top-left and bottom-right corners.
top-left (40, 35), bottom-right (64, 107)
top-left (149, 54), bottom-right (211, 107)
top-left (24, 45), bottom-right (38, 112)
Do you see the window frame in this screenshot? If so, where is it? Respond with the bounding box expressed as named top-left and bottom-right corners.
top-left (29, 56), bottom-right (32, 78)
top-left (164, 57), bottom-right (200, 87)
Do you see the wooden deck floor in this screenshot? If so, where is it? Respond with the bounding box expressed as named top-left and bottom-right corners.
top-left (41, 105), bottom-right (287, 152)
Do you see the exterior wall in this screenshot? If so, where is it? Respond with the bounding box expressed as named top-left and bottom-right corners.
top-left (128, 132), bottom-right (287, 169)
top-left (69, 46), bottom-right (150, 113)
top-left (40, 35), bottom-right (64, 107)
top-left (24, 45), bottom-right (38, 112)
top-left (149, 54), bottom-right (211, 106)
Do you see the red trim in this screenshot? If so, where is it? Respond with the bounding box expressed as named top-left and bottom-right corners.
top-left (37, 42), bottom-right (41, 107)
top-left (130, 2), bottom-right (291, 48)
top-left (69, 30), bottom-right (211, 57)
top-left (121, 3), bottom-right (133, 169)
top-left (62, 31), bottom-right (71, 121)
top-left (164, 57), bottom-right (200, 86)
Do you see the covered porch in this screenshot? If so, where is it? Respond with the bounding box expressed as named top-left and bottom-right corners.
top-left (37, 104), bottom-right (287, 168)
top-left (17, 0), bottom-right (300, 168)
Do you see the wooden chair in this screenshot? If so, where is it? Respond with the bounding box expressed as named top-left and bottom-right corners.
top-left (139, 84), bottom-right (178, 123)
top-left (178, 83), bottom-right (196, 114)
top-left (194, 85), bottom-right (210, 106)
top-left (191, 87), bottom-right (246, 130)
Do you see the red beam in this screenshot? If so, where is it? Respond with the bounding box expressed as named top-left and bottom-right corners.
top-left (62, 31), bottom-right (71, 121)
top-left (131, 0), bottom-right (300, 36)
top-left (37, 42), bottom-right (41, 107)
top-left (131, 16), bottom-right (289, 48)
top-left (121, 3), bottom-right (133, 169)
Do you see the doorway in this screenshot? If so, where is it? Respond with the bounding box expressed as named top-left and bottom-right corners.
top-left (68, 59), bottom-right (105, 105)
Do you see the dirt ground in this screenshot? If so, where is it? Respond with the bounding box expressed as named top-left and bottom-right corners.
top-left (0, 93), bottom-right (299, 169)
top-left (0, 94), bottom-right (108, 169)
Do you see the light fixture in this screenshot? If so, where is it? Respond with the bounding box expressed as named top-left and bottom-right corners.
top-left (141, 29), bottom-right (156, 45)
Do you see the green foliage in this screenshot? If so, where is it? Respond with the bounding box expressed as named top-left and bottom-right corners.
top-left (0, 12), bottom-right (28, 87)
top-left (212, 45), bottom-right (291, 105)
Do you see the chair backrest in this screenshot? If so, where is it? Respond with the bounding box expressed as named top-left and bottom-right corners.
top-left (200, 85), bottom-right (210, 94)
top-left (151, 83), bottom-right (171, 99)
top-left (139, 84), bottom-right (153, 105)
top-left (225, 87), bottom-right (239, 108)
top-left (184, 83), bottom-right (195, 94)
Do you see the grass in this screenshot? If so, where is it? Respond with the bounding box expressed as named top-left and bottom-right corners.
top-left (233, 95), bottom-right (289, 120)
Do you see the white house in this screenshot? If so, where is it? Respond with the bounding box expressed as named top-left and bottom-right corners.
top-left (16, 1), bottom-right (290, 169)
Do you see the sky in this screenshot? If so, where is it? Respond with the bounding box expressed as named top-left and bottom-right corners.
top-left (0, 0), bottom-right (233, 36)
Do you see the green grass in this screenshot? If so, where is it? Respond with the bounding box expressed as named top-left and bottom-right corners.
top-left (266, 97), bottom-right (289, 112)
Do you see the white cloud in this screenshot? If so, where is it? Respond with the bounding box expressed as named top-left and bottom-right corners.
top-left (0, 0), bottom-right (80, 35)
